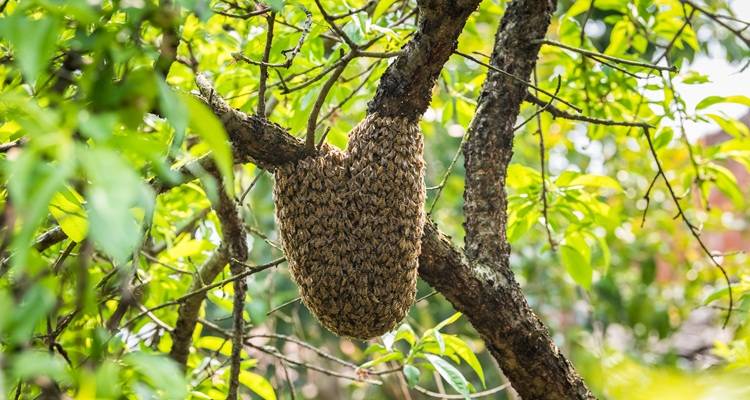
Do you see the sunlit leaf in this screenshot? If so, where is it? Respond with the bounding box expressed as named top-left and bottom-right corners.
top-left (238, 370), bottom-right (277, 400)
top-left (444, 334), bottom-right (485, 387)
top-left (180, 94), bottom-right (235, 195)
top-left (125, 353), bottom-right (188, 400)
top-left (48, 188), bottom-right (88, 242)
top-left (425, 354), bottom-right (471, 399)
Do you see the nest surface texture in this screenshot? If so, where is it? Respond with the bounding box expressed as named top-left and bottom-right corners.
top-left (273, 113), bottom-right (425, 339)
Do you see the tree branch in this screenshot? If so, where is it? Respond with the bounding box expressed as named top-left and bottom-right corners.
top-left (367, 0), bottom-right (482, 119)
top-left (460, 0), bottom-right (595, 398)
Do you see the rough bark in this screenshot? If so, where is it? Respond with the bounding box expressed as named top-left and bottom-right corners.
top-left (170, 163), bottom-right (249, 369)
top-left (458, 0), bottom-right (595, 398)
top-left (420, 223), bottom-right (594, 399)
top-left (169, 245), bottom-right (228, 366)
top-left (195, 74), bottom-right (308, 169)
top-left (367, 0), bottom-right (481, 119)
top-left (464, 0), bottom-right (554, 265)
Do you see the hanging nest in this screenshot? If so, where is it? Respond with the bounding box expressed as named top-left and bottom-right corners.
top-left (273, 114), bottom-right (425, 339)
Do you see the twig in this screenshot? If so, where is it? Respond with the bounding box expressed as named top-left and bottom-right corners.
top-left (642, 127), bottom-right (733, 327)
top-left (232, 7), bottom-right (312, 70)
top-left (257, 12), bottom-right (276, 116)
top-left (454, 50), bottom-right (582, 113)
top-left (639, 173), bottom-right (660, 228)
top-left (266, 296), bottom-right (301, 316)
top-left (280, 359), bottom-right (297, 400)
top-left (427, 134), bottom-right (466, 214)
top-left (533, 70), bottom-right (556, 251)
top-left (198, 318), bottom-right (382, 385)
top-left (525, 93), bottom-right (653, 128)
top-left (536, 39), bottom-right (677, 72)
top-left (681, 0), bottom-right (750, 49)
top-left (413, 383), bottom-right (511, 399)
top-left (306, 51), bottom-right (353, 150)
top-left (123, 258), bottom-right (284, 329)
top-left (513, 76), bottom-right (561, 132)
top-left (0, 137), bottom-right (25, 153)
top-left (314, 0), bottom-right (360, 49)
top-left (328, 0), bottom-right (375, 20)
top-left (213, 2), bottom-right (270, 19)
top-left (247, 333), bottom-right (358, 369)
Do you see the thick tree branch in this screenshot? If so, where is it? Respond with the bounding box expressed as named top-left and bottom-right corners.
top-left (459, 0), bottom-right (594, 398)
top-left (195, 74), bottom-right (309, 167)
top-left (169, 245), bottom-right (229, 366)
top-left (463, 0), bottom-right (554, 264)
top-left (367, 0), bottom-right (481, 119)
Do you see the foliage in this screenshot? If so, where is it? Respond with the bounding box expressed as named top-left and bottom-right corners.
top-left (0, 0), bottom-right (749, 398)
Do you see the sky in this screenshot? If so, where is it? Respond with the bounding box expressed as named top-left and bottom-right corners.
top-left (676, 0), bottom-right (750, 137)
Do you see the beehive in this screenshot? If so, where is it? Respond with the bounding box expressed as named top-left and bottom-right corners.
top-left (273, 113), bottom-right (425, 339)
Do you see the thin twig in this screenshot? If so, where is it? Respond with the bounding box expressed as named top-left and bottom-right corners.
top-left (427, 135), bottom-right (467, 214)
top-left (232, 7), bottom-right (312, 70)
top-left (414, 383), bottom-right (511, 399)
top-left (537, 39), bottom-right (677, 72)
top-left (306, 51), bottom-right (353, 150)
top-left (533, 70), bottom-right (556, 251)
top-left (120, 258), bottom-right (285, 329)
top-left (525, 93), bottom-right (653, 128)
top-left (257, 12), bottom-right (276, 116)
top-left (642, 127), bottom-right (733, 327)
top-left (266, 296), bottom-right (301, 316)
top-left (455, 50), bottom-right (582, 113)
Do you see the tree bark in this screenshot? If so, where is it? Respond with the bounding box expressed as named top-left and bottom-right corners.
top-left (455, 1), bottom-right (595, 398)
top-left (367, 0), bottom-right (481, 119)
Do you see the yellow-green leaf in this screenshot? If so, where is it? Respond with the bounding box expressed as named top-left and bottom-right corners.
top-left (444, 334), bottom-right (485, 387)
top-left (48, 188), bottom-right (88, 242)
top-left (179, 94), bottom-right (235, 195)
top-left (238, 370), bottom-right (276, 400)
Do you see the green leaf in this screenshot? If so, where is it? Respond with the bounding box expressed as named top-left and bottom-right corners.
top-left (703, 286), bottom-right (730, 305)
top-left (595, 0), bottom-right (628, 12)
top-left (81, 148), bottom-right (153, 263)
top-left (78, 111), bottom-right (118, 141)
top-left (196, 336), bottom-right (230, 356)
top-left (705, 114), bottom-right (749, 138)
top-left (238, 370), bottom-right (277, 400)
top-left (11, 351), bottom-right (70, 383)
top-left (125, 352), bottom-right (188, 400)
top-left (424, 354), bottom-right (471, 399)
top-left (681, 71), bottom-right (711, 85)
top-left (7, 147), bottom-right (74, 272)
top-left (8, 285), bottom-right (55, 345)
top-left (157, 79), bottom-right (188, 156)
top-left (434, 312), bottom-right (462, 332)
top-left (605, 20), bottom-right (631, 55)
top-left (652, 127), bottom-right (674, 150)
top-left (696, 95), bottom-right (750, 110)
top-left (443, 335), bottom-right (485, 387)
top-left (506, 164), bottom-right (541, 189)
top-left (560, 243), bottom-right (592, 289)
top-left (360, 352), bottom-right (404, 369)
top-left (707, 163), bottom-right (744, 208)
top-left (565, 0), bottom-right (594, 18)
top-left (263, 0), bottom-right (285, 12)
top-left (403, 364), bottom-right (420, 388)
top-left (394, 324), bottom-right (417, 346)
top-left (48, 188), bottom-right (88, 242)
top-left (0, 14), bottom-right (60, 83)
top-left (373, 0), bottom-right (398, 21)
top-left (180, 94), bottom-right (235, 195)
top-left (434, 330), bottom-right (446, 354)
top-left (568, 174), bottom-right (622, 190)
